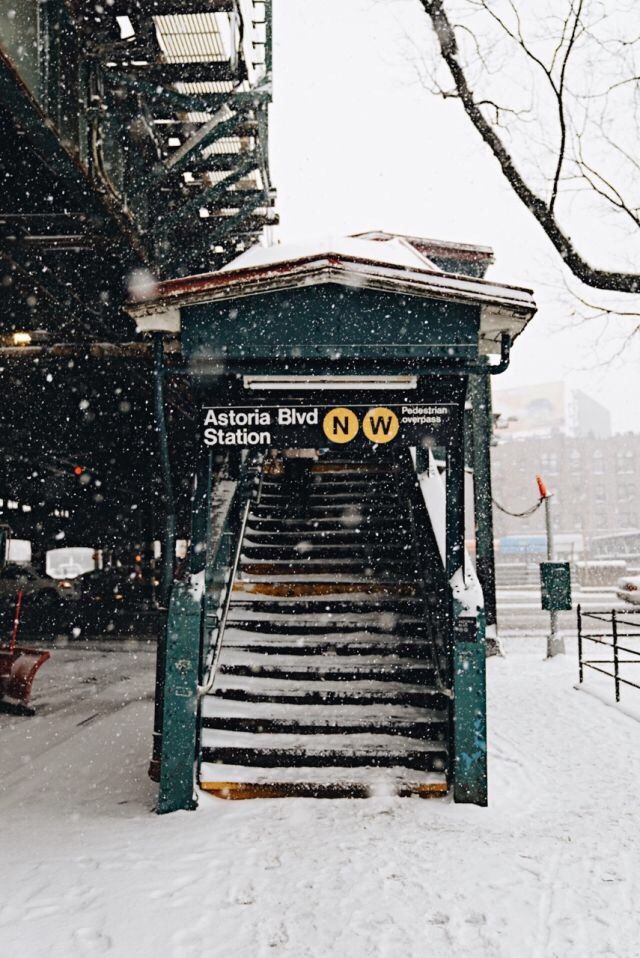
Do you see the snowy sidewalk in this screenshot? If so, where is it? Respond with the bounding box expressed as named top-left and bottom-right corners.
top-left (2, 639), bottom-right (640, 957)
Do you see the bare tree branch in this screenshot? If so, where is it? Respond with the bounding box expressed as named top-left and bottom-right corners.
top-left (549, 0), bottom-right (584, 213)
top-left (419, 0), bottom-right (640, 294)
top-left (576, 155), bottom-right (640, 229)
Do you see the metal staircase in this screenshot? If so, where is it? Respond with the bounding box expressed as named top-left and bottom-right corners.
top-left (198, 453), bottom-right (452, 799)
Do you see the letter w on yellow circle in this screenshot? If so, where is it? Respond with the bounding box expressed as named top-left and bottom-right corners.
top-left (322, 407), bottom-right (359, 444)
top-left (363, 407), bottom-right (399, 444)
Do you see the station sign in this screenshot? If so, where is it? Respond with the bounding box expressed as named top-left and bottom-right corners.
top-left (202, 403), bottom-right (456, 448)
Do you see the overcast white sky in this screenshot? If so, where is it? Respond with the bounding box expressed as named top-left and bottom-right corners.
top-left (269, 0), bottom-right (640, 433)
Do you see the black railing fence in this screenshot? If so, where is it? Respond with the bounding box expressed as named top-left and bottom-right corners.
top-left (577, 605), bottom-right (640, 703)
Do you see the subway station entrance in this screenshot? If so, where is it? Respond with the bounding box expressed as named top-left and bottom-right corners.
top-left (129, 232), bottom-right (536, 811)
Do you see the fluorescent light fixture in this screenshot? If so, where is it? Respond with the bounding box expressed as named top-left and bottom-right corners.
top-left (115, 15), bottom-right (135, 40)
top-left (243, 376), bottom-right (418, 391)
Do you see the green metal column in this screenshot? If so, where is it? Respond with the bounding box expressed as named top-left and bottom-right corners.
top-left (447, 415), bottom-right (488, 806)
top-left (148, 333), bottom-right (177, 781)
top-left (156, 581), bottom-right (201, 814)
top-left (452, 612), bottom-right (488, 806)
top-left (157, 448), bottom-right (211, 814)
top-left (468, 371), bottom-right (499, 654)
top-left (152, 334), bottom-right (176, 606)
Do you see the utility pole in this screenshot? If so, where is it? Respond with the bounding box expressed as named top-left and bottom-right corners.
top-left (537, 476), bottom-right (566, 657)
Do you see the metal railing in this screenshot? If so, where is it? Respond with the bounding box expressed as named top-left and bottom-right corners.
top-left (577, 604), bottom-right (640, 702)
top-left (198, 498), bottom-right (251, 697)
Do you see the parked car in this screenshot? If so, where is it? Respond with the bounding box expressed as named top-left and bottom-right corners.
top-left (616, 574), bottom-right (640, 606)
top-left (0, 563), bottom-right (82, 605)
top-left (77, 567), bottom-right (157, 609)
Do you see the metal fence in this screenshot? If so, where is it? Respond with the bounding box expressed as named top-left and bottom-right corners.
top-left (577, 605), bottom-right (640, 702)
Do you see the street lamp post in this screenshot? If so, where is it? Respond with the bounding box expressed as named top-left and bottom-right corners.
top-left (537, 475), bottom-right (566, 657)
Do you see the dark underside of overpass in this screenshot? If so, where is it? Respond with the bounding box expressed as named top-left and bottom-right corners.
top-left (0, 0), bottom-right (274, 574)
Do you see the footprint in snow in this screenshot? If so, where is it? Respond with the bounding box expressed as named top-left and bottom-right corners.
top-left (72, 927), bottom-right (113, 954)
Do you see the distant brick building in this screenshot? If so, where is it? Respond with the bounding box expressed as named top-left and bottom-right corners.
top-left (491, 433), bottom-right (640, 545)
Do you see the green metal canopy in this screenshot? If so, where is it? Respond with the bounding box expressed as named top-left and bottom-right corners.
top-left (129, 232), bottom-right (536, 374)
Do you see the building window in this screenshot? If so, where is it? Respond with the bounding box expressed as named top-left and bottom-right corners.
top-left (541, 452), bottom-right (558, 475)
top-left (617, 450), bottom-right (635, 475)
top-left (619, 513), bottom-right (637, 529)
top-left (593, 450), bottom-right (604, 474)
top-left (618, 482), bottom-right (634, 502)
top-left (594, 484), bottom-right (606, 503)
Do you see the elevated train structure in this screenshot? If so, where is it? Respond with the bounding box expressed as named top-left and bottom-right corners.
top-left (0, 3), bottom-right (538, 806)
top-left (0, 0), bottom-right (274, 568)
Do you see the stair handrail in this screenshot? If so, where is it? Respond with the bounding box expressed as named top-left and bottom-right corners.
top-left (198, 497), bottom-right (252, 697)
top-left (255, 455), bottom-right (266, 505)
top-left (403, 455), bottom-right (454, 700)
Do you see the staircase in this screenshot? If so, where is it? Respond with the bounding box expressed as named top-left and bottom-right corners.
top-left (198, 453), bottom-right (452, 799)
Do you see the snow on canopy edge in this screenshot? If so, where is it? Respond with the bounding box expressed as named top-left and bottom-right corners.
top-left (220, 235), bottom-right (438, 272)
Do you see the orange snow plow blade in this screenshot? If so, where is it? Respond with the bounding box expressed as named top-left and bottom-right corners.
top-left (0, 590), bottom-right (50, 713)
top-left (0, 645), bottom-right (50, 712)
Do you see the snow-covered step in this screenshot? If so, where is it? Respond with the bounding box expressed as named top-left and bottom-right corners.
top-left (257, 493), bottom-right (401, 507)
top-left (233, 580), bottom-right (419, 596)
top-left (220, 629), bottom-right (431, 652)
top-left (261, 474), bottom-right (395, 486)
top-left (240, 543), bottom-right (411, 558)
top-left (238, 560), bottom-right (417, 577)
top-left (229, 587), bottom-right (420, 599)
top-left (201, 709), bottom-right (447, 738)
top-left (201, 698), bottom-right (444, 723)
top-left (201, 727), bottom-right (446, 753)
top-left (201, 732), bottom-right (448, 773)
top-left (234, 572), bottom-right (414, 583)
top-left (220, 617), bottom-right (426, 638)
top-left (218, 648), bottom-right (434, 671)
top-left (222, 616), bottom-right (424, 631)
top-left (239, 556), bottom-right (409, 567)
top-left (218, 637), bottom-right (432, 665)
top-left (218, 661), bottom-right (436, 685)
top-left (212, 689), bottom-right (447, 712)
top-left (247, 516), bottom-right (405, 530)
top-left (211, 674), bottom-right (447, 702)
top-left (311, 466), bottom-right (397, 475)
top-left (249, 502), bottom-right (401, 517)
top-left (198, 451), bottom-right (451, 800)
top-left (228, 598), bottom-right (422, 617)
top-left (199, 762), bottom-right (448, 799)
top-left (241, 533), bottom-right (410, 549)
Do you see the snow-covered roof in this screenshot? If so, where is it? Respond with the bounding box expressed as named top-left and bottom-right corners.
top-left (222, 235), bottom-right (437, 272)
top-left (130, 232), bottom-right (537, 350)
top-left (355, 231), bottom-right (495, 268)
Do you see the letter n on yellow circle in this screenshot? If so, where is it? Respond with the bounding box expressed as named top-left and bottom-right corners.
top-left (363, 407), bottom-right (399, 444)
top-left (322, 407), bottom-right (359, 444)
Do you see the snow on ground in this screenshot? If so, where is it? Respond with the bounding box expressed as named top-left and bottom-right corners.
top-left (2, 638), bottom-right (640, 957)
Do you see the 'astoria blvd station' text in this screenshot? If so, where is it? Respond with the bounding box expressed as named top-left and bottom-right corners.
top-left (203, 407), bottom-right (318, 446)
top-left (202, 405), bottom-right (452, 447)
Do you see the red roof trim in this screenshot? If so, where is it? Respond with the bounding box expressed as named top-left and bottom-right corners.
top-left (137, 251), bottom-right (531, 312)
top-left (151, 252), bottom-right (410, 301)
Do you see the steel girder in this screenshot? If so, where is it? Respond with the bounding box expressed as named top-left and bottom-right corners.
top-left (60, 0), bottom-right (275, 278)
